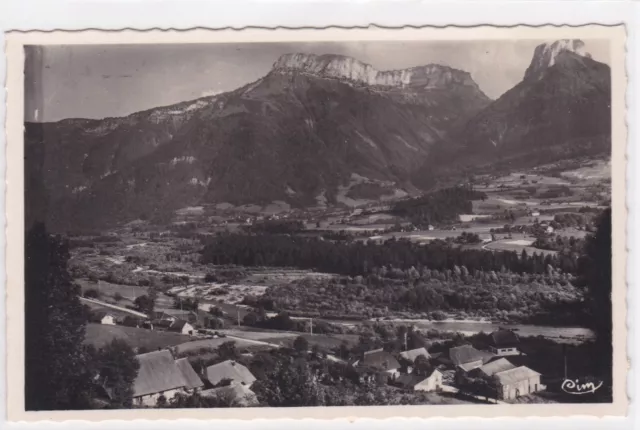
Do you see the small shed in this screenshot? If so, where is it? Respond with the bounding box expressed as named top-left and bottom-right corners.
top-left (89, 311), bottom-right (116, 326)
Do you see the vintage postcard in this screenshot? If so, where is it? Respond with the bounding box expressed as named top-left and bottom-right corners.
top-left (4, 25), bottom-right (627, 421)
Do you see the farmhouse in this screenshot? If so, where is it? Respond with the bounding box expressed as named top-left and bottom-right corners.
top-left (89, 311), bottom-right (116, 326)
top-left (400, 347), bottom-right (431, 363)
top-left (494, 366), bottom-right (542, 400)
top-left (470, 358), bottom-right (516, 378)
top-left (396, 369), bottom-right (443, 392)
top-left (167, 319), bottom-right (195, 335)
top-left (488, 329), bottom-right (521, 356)
top-left (122, 315), bottom-right (150, 329)
top-left (447, 344), bottom-right (494, 369)
top-left (353, 348), bottom-right (401, 381)
top-left (201, 382), bottom-right (259, 406)
top-left (175, 358), bottom-right (204, 393)
top-left (399, 347), bottom-right (430, 372)
top-left (132, 350), bottom-right (188, 407)
top-left (206, 360), bottom-right (256, 388)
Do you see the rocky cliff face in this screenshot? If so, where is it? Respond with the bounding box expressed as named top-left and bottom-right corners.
top-left (272, 53), bottom-right (481, 91)
top-left (26, 53), bottom-right (491, 232)
top-left (417, 39), bottom-right (611, 184)
top-left (524, 39), bottom-right (592, 81)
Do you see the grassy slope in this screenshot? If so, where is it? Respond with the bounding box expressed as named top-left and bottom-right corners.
top-left (84, 323), bottom-right (190, 350)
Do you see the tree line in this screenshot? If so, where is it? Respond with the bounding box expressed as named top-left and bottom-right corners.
top-left (201, 233), bottom-right (581, 276)
top-left (388, 186), bottom-right (487, 226)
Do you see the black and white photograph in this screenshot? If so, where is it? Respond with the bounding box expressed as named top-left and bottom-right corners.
top-left (11, 27), bottom-right (625, 417)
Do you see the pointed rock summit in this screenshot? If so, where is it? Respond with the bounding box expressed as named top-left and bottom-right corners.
top-left (524, 39), bottom-right (592, 81)
top-left (272, 53), bottom-right (481, 91)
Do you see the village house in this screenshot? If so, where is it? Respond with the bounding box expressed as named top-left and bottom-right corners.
top-left (494, 366), bottom-right (543, 400)
top-left (167, 319), bottom-right (195, 335)
top-left (205, 360), bottom-right (256, 388)
top-left (201, 382), bottom-right (260, 406)
top-left (444, 344), bottom-right (494, 371)
top-left (132, 350), bottom-right (188, 407)
top-left (89, 311), bottom-right (116, 326)
top-left (121, 315), bottom-right (152, 329)
top-left (488, 329), bottom-right (521, 356)
top-left (468, 357), bottom-right (516, 378)
top-left (353, 348), bottom-right (401, 383)
top-left (175, 358), bottom-right (204, 393)
top-left (399, 347), bottom-right (430, 373)
top-left (396, 368), bottom-right (444, 392)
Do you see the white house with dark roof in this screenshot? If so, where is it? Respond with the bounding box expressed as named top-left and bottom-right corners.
top-left (488, 329), bottom-right (521, 356)
top-left (132, 350), bottom-right (188, 407)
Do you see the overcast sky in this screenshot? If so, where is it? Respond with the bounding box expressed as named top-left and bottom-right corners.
top-left (25, 40), bottom-right (610, 122)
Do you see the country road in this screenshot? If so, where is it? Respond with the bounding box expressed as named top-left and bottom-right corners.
top-left (79, 297), bottom-right (148, 318)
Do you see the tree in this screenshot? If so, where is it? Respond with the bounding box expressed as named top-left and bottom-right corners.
top-left (133, 294), bottom-right (154, 315)
top-left (217, 341), bottom-right (239, 361)
top-left (252, 356), bottom-right (326, 406)
top-left (92, 339), bottom-right (140, 408)
top-left (577, 208), bottom-right (612, 382)
top-left (293, 336), bottom-right (309, 353)
top-left (25, 223), bottom-right (94, 410)
top-left (412, 355), bottom-right (432, 377)
top-left (208, 306), bottom-right (224, 317)
top-left (243, 312), bottom-right (259, 326)
top-left (83, 288), bottom-right (100, 299)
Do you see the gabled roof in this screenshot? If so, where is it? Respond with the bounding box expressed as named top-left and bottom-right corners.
top-left (400, 347), bottom-right (430, 363)
top-left (449, 345), bottom-right (493, 366)
top-left (175, 358), bottom-right (204, 390)
top-left (495, 366), bottom-right (541, 386)
top-left (133, 350), bottom-right (187, 397)
top-left (490, 329), bottom-right (520, 348)
top-left (201, 382), bottom-right (259, 406)
top-left (206, 360), bottom-right (256, 387)
top-left (458, 361), bottom-right (483, 372)
top-left (396, 369), bottom-right (441, 388)
top-left (360, 348), bottom-right (400, 371)
top-left (477, 358), bottom-right (516, 377)
top-left (169, 319), bottom-right (191, 332)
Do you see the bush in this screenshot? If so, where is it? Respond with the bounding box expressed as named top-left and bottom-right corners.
top-left (113, 293), bottom-right (124, 302)
top-left (84, 288), bottom-right (100, 299)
